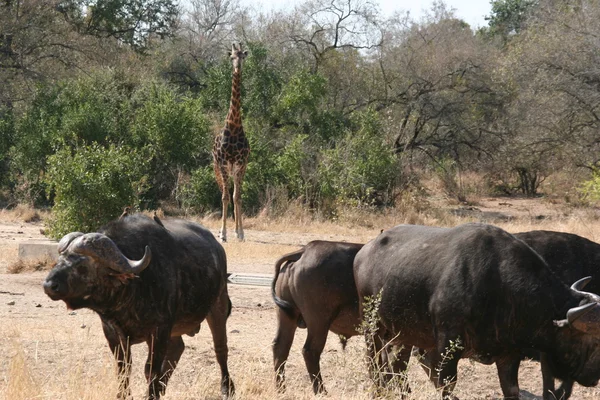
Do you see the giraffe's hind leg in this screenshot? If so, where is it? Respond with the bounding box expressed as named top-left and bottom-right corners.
top-left (232, 169), bottom-right (245, 241)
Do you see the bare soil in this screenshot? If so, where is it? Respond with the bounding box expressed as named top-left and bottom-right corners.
top-left (1, 200), bottom-right (600, 399)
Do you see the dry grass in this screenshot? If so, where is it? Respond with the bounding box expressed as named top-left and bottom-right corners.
top-left (7, 255), bottom-right (55, 274)
top-left (0, 330), bottom-right (478, 400)
top-left (0, 204), bottom-right (45, 223)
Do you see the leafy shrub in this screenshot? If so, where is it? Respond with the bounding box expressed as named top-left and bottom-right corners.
top-left (10, 71), bottom-right (212, 209)
top-left (177, 166), bottom-right (221, 214)
top-left (242, 133), bottom-right (284, 214)
top-left (131, 83), bottom-right (211, 206)
top-left (56, 71), bottom-right (133, 147)
top-left (45, 144), bottom-right (148, 238)
top-left (0, 107), bottom-right (15, 189)
top-left (276, 134), bottom-right (312, 199)
top-left (580, 168), bottom-right (600, 203)
top-left (317, 110), bottom-right (398, 208)
top-left (10, 86), bottom-right (64, 205)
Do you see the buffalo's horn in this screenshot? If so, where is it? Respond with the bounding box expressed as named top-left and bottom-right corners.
top-left (562, 302), bottom-right (600, 335)
top-left (58, 232), bottom-right (84, 254)
top-left (567, 303), bottom-right (596, 324)
top-left (69, 233), bottom-right (152, 275)
top-left (571, 276), bottom-right (593, 292)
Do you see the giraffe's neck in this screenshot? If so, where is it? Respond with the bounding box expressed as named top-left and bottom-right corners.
top-left (226, 67), bottom-right (242, 127)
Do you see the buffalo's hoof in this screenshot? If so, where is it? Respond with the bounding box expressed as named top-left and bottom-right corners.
top-left (221, 377), bottom-right (235, 399)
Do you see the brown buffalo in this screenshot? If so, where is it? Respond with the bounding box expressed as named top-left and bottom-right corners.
top-left (514, 230), bottom-right (600, 400)
top-left (43, 214), bottom-right (234, 399)
top-left (355, 223), bottom-right (600, 400)
top-left (271, 240), bottom-right (363, 393)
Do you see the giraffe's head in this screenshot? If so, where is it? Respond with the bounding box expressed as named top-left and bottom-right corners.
top-left (230, 43), bottom-right (248, 71)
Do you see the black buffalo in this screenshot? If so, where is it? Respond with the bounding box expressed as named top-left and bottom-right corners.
top-left (271, 240), bottom-right (363, 393)
top-left (43, 214), bottom-right (234, 399)
top-left (514, 230), bottom-right (600, 400)
top-left (354, 223), bottom-right (600, 400)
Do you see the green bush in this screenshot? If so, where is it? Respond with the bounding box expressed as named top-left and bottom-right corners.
top-left (10, 86), bottom-right (64, 205)
top-left (45, 144), bottom-right (148, 238)
top-left (580, 168), bottom-right (600, 203)
top-left (177, 166), bottom-right (221, 214)
top-left (56, 71), bottom-right (133, 147)
top-left (131, 83), bottom-right (211, 206)
top-left (0, 107), bottom-right (15, 189)
top-left (317, 110), bottom-right (398, 207)
top-left (276, 134), bottom-right (312, 199)
top-left (243, 133), bottom-right (284, 213)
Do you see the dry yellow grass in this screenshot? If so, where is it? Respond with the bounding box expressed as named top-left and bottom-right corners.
top-left (7, 255), bottom-right (55, 274)
top-left (0, 204), bottom-right (45, 223)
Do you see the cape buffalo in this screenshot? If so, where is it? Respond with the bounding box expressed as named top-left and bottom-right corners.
top-left (43, 214), bottom-right (234, 399)
top-left (354, 223), bottom-right (600, 400)
top-left (513, 230), bottom-right (600, 400)
top-left (271, 240), bottom-right (363, 393)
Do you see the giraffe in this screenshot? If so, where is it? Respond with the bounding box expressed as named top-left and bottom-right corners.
top-left (213, 43), bottom-right (250, 242)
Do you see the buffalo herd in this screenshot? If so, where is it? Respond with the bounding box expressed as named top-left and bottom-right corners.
top-left (43, 213), bottom-right (600, 400)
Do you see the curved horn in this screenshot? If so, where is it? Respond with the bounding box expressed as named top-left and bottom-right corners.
top-left (567, 303), bottom-right (597, 324)
top-left (571, 276), bottom-right (593, 292)
top-left (554, 302), bottom-right (600, 335)
top-left (69, 233), bottom-right (152, 275)
top-left (58, 232), bottom-right (84, 254)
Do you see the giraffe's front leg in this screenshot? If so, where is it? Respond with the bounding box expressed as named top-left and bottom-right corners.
top-left (214, 162), bottom-right (230, 243)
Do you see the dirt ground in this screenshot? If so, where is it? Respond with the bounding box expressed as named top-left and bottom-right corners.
top-left (1, 201), bottom-right (600, 399)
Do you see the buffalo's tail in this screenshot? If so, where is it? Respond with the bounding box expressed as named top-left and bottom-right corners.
top-left (272, 248), bottom-right (304, 320)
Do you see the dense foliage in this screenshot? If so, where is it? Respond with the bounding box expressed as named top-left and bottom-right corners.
top-left (2, 0), bottom-right (600, 236)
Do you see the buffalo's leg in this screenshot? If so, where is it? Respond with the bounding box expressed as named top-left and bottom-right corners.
top-left (553, 380), bottom-right (573, 400)
top-left (364, 327), bottom-right (388, 389)
top-left (386, 346), bottom-right (412, 395)
top-left (540, 353), bottom-right (572, 400)
top-left (206, 289), bottom-right (235, 399)
top-left (302, 325), bottom-right (329, 394)
top-left (159, 337), bottom-right (185, 388)
top-left (272, 309), bottom-right (297, 392)
top-left (145, 328), bottom-right (172, 399)
top-left (102, 321), bottom-right (132, 399)
top-left (420, 336), bottom-right (463, 400)
top-left (540, 353), bottom-right (556, 400)
top-left (496, 357), bottom-right (520, 399)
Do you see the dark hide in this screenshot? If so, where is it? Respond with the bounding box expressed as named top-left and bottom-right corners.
top-left (271, 240), bottom-right (363, 394)
top-left (43, 214), bottom-right (234, 400)
top-left (354, 223), bottom-right (600, 400)
top-left (514, 230), bottom-right (600, 400)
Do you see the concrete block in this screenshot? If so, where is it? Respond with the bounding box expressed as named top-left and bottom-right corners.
top-left (18, 241), bottom-right (59, 261)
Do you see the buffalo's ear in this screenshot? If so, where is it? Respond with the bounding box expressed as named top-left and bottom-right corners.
top-left (555, 302), bottom-right (600, 335)
top-left (108, 272), bottom-right (137, 286)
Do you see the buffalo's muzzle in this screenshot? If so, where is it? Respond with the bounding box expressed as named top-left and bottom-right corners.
top-left (43, 279), bottom-right (65, 299)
